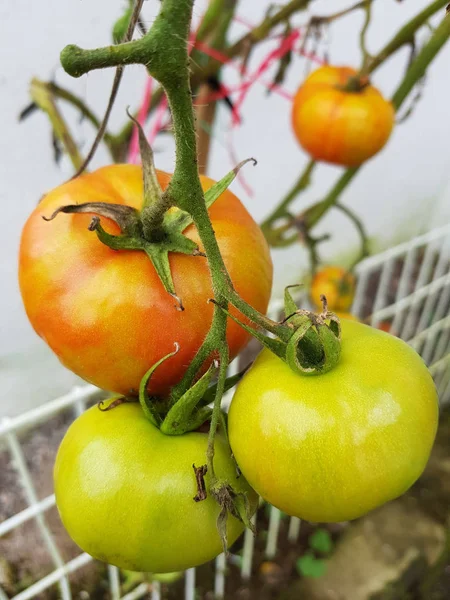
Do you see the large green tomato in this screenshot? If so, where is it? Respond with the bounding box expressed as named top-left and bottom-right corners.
top-left (54, 399), bottom-right (257, 573)
top-left (228, 320), bottom-right (438, 523)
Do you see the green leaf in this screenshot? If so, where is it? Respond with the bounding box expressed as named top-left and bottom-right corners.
top-left (284, 284), bottom-right (301, 318)
top-left (204, 158), bottom-right (256, 209)
top-left (139, 345), bottom-right (180, 426)
top-left (296, 553), bottom-right (327, 578)
top-left (165, 158), bottom-right (257, 233)
top-left (309, 528), bottom-right (333, 555)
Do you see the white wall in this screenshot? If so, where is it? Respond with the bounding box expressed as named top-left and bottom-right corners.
top-left (1, 0), bottom-right (449, 416)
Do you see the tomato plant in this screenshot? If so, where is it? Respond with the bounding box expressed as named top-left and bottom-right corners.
top-left (19, 164), bottom-right (272, 396)
top-left (292, 66), bottom-right (395, 167)
top-left (54, 398), bottom-right (258, 573)
top-left (310, 266), bottom-right (356, 312)
top-left (228, 319), bottom-right (438, 522)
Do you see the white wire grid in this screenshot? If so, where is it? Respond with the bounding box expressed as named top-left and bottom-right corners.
top-left (1, 223), bottom-right (450, 600)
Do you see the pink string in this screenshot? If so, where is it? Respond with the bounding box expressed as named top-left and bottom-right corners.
top-left (232, 30), bottom-right (300, 125)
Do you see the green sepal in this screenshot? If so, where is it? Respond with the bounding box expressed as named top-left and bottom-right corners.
top-left (138, 344), bottom-right (180, 426)
top-left (43, 202), bottom-right (141, 236)
top-left (160, 362), bottom-right (217, 435)
top-left (164, 158), bottom-right (257, 233)
top-left (285, 318), bottom-right (317, 374)
top-left (125, 108), bottom-right (163, 208)
top-left (316, 323), bottom-right (341, 374)
top-left (284, 284), bottom-right (302, 317)
top-left (90, 218), bottom-right (200, 308)
top-left (285, 316), bottom-right (341, 376)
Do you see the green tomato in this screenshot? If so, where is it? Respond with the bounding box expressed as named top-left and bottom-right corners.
top-left (228, 320), bottom-right (438, 523)
top-left (54, 399), bottom-right (257, 573)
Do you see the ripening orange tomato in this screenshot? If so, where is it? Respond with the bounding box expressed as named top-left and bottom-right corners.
top-left (19, 165), bottom-right (273, 397)
top-left (292, 66), bottom-right (395, 166)
top-left (310, 266), bottom-right (356, 312)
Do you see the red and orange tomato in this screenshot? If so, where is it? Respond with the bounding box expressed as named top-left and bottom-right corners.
top-left (19, 165), bottom-right (273, 397)
top-left (292, 66), bottom-right (395, 167)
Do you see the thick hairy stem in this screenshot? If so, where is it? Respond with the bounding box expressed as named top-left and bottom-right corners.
top-left (391, 12), bottom-right (450, 109)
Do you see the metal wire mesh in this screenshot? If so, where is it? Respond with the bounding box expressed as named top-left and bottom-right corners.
top-left (1, 223), bottom-right (449, 600)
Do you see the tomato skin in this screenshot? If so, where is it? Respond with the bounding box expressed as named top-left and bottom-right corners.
top-left (310, 266), bottom-right (355, 312)
top-left (19, 165), bottom-right (272, 396)
top-left (228, 320), bottom-right (438, 523)
top-left (54, 399), bottom-right (258, 573)
top-left (292, 66), bottom-right (394, 166)
top-left (333, 312), bottom-right (359, 322)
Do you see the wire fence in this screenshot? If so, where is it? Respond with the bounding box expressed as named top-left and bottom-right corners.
top-left (1, 223), bottom-right (450, 600)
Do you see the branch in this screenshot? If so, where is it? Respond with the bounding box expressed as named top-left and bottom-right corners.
top-left (334, 203), bottom-right (370, 266)
top-left (359, 0), bottom-right (373, 66)
top-left (362, 0), bottom-right (449, 75)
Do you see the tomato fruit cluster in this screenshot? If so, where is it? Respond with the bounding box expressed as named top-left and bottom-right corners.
top-left (21, 160), bottom-right (437, 574)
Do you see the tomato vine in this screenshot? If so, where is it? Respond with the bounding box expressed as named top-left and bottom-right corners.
top-left (26, 0), bottom-right (450, 548)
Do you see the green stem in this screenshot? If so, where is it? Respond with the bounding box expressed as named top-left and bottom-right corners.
top-left (392, 11), bottom-right (450, 109)
top-left (261, 159), bottom-right (316, 246)
top-left (61, 37), bottom-right (152, 78)
top-left (359, 0), bottom-right (373, 67)
top-left (362, 0), bottom-right (449, 75)
top-left (334, 203), bottom-right (370, 267)
top-left (303, 168), bottom-right (359, 229)
top-left (206, 335), bottom-right (229, 481)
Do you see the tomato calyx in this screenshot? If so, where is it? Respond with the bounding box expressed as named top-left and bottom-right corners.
top-left (212, 286), bottom-right (342, 376)
top-left (42, 113), bottom-right (256, 309)
top-left (337, 74), bottom-right (371, 94)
